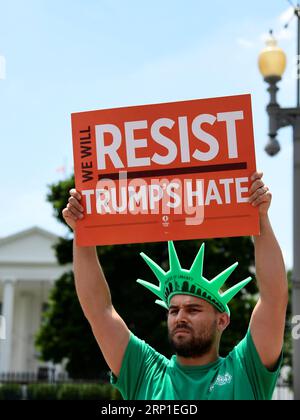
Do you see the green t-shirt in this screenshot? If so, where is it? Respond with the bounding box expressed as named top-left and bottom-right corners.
top-left (111, 328), bottom-right (282, 400)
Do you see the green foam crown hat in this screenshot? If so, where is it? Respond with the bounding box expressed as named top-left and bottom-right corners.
top-left (137, 241), bottom-right (252, 315)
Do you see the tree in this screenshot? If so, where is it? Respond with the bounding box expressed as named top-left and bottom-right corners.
top-left (36, 272), bottom-right (104, 379)
top-left (282, 270), bottom-right (292, 385)
top-left (36, 176), bottom-right (265, 378)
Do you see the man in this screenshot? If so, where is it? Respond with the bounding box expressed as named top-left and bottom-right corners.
top-left (62, 171), bottom-right (288, 400)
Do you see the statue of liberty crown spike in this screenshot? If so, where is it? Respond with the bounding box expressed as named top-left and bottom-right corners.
top-left (136, 241), bottom-right (252, 316)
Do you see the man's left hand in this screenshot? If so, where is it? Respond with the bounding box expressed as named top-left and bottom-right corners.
top-left (248, 171), bottom-right (272, 216)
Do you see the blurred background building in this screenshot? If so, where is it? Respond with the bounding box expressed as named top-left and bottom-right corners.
top-left (0, 227), bottom-right (71, 379)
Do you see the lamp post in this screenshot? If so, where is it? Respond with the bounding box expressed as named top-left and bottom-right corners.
top-left (258, 23), bottom-right (300, 399)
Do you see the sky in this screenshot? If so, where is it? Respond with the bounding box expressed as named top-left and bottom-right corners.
top-left (0, 0), bottom-right (297, 269)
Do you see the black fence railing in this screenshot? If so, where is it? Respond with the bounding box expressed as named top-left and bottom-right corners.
top-left (0, 372), bottom-right (72, 385)
top-left (0, 372), bottom-right (294, 399)
top-left (0, 371), bottom-right (109, 385)
top-left (272, 384), bottom-right (293, 400)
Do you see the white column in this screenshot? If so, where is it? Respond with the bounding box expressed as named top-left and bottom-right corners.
top-left (15, 292), bottom-right (33, 372)
top-left (0, 279), bottom-right (15, 373)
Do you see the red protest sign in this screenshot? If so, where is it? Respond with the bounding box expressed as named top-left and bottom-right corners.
top-left (71, 94), bottom-right (259, 246)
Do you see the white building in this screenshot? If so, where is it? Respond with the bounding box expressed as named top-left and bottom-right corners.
top-left (0, 227), bottom-right (71, 375)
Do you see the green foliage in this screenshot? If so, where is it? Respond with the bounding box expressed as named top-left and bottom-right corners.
top-left (55, 383), bottom-right (113, 400)
top-left (110, 386), bottom-right (123, 400)
top-left (46, 176), bottom-right (74, 264)
top-left (57, 384), bottom-right (81, 400)
top-left (282, 270), bottom-right (292, 384)
top-left (36, 271), bottom-right (106, 379)
top-left (27, 384), bottom-right (58, 400)
top-left (79, 384), bottom-right (111, 400)
top-left (25, 383), bottom-right (119, 400)
top-left (47, 176), bottom-right (75, 228)
top-left (0, 384), bottom-right (22, 400)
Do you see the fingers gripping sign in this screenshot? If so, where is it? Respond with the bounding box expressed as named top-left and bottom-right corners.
top-left (62, 189), bottom-right (84, 230)
top-left (248, 172), bottom-right (272, 215)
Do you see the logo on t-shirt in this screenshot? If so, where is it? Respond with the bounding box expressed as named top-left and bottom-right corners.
top-left (209, 373), bottom-right (232, 392)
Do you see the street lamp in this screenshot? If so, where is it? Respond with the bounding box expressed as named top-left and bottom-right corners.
top-left (258, 33), bottom-right (286, 156)
top-left (258, 25), bottom-right (300, 400)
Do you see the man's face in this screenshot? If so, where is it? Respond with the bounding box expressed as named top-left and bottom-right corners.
top-left (167, 295), bottom-right (220, 358)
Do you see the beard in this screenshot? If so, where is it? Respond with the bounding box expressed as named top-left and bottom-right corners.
top-left (168, 320), bottom-right (217, 358)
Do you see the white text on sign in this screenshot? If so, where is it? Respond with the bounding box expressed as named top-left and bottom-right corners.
top-left (95, 111), bottom-right (244, 170)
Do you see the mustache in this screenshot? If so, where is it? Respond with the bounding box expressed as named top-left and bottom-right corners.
top-left (172, 324), bottom-right (193, 334)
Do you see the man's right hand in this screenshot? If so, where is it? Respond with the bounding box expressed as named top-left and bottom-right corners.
top-left (62, 189), bottom-right (84, 231)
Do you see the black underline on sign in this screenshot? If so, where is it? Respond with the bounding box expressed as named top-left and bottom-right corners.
top-left (84, 220), bottom-right (158, 228)
top-left (97, 162), bottom-right (248, 181)
top-left (83, 214), bottom-right (252, 228)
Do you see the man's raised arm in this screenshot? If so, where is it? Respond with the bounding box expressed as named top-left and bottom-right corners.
top-left (62, 189), bottom-right (130, 376)
top-left (248, 172), bottom-right (288, 369)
